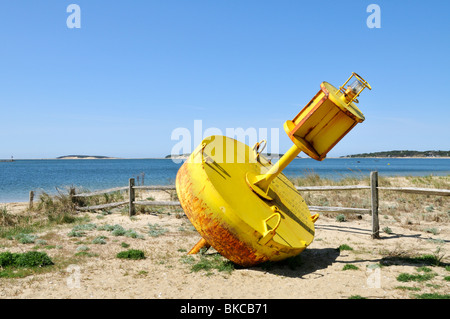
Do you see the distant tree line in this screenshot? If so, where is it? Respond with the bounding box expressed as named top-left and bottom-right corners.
top-left (343, 150), bottom-right (450, 158)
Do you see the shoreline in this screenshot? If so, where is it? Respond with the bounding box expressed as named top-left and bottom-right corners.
top-left (2, 156), bottom-right (450, 160)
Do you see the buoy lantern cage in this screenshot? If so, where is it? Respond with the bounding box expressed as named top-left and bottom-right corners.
top-left (176, 73), bottom-right (371, 267)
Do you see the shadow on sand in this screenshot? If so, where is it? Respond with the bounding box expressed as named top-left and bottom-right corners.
top-left (248, 248), bottom-right (340, 279)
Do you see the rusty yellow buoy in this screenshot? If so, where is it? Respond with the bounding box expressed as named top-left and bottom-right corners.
top-left (176, 73), bottom-right (371, 267)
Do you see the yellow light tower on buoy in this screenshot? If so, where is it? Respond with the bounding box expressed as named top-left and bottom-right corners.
top-left (176, 73), bottom-right (371, 267)
top-left (247, 72), bottom-right (371, 200)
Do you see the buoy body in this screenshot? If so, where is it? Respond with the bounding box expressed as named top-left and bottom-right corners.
top-left (176, 135), bottom-right (315, 267)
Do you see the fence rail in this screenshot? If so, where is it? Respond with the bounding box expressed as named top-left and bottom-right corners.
top-left (59, 171), bottom-right (449, 239)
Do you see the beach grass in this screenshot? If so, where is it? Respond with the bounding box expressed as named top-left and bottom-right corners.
top-left (291, 173), bottom-right (449, 223)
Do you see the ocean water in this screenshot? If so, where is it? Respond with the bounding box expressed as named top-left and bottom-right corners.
top-left (0, 158), bottom-right (449, 203)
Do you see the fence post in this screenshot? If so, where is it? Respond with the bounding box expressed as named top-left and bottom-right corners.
top-left (370, 171), bottom-right (380, 239)
top-left (129, 178), bottom-right (136, 216)
top-left (69, 187), bottom-right (76, 201)
top-left (29, 191), bottom-right (34, 210)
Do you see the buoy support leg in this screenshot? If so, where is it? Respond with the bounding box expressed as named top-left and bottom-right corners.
top-left (188, 238), bottom-right (211, 255)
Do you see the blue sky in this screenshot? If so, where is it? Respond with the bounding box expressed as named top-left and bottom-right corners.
top-left (0, 0), bottom-right (449, 159)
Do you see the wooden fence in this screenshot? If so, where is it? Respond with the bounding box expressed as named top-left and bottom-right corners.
top-left (63, 171), bottom-right (449, 239)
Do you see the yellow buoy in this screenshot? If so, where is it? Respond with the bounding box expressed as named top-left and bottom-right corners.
top-left (176, 73), bottom-right (371, 267)
top-left (177, 136), bottom-right (316, 266)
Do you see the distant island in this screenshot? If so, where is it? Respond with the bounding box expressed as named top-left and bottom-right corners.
top-left (342, 150), bottom-right (450, 158)
top-left (57, 155), bottom-right (117, 159)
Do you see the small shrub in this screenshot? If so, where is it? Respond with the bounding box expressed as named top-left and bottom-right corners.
top-left (124, 229), bottom-right (144, 239)
top-left (92, 236), bottom-right (107, 245)
top-left (0, 251), bottom-right (54, 268)
top-left (395, 286), bottom-right (421, 291)
top-left (148, 223), bottom-right (168, 237)
top-left (338, 244), bottom-right (353, 251)
top-left (424, 228), bottom-right (439, 235)
top-left (383, 227), bottom-right (393, 234)
top-left (15, 233), bottom-right (37, 244)
top-left (99, 224), bottom-right (143, 238)
top-left (111, 225), bottom-right (126, 236)
top-left (0, 206), bottom-right (15, 227)
top-left (35, 239), bottom-right (47, 246)
top-left (97, 224), bottom-right (116, 231)
top-left (397, 272), bottom-right (436, 282)
top-left (121, 242), bottom-right (130, 248)
top-left (191, 254), bottom-right (234, 274)
top-left (416, 266), bottom-right (432, 273)
top-left (425, 205), bottom-right (434, 212)
top-left (116, 249), bottom-right (145, 260)
top-left (76, 245), bottom-right (90, 252)
top-left (67, 230), bottom-right (85, 237)
top-left (180, 255), bottom-right (195, 264)
top-left (0, 252), bottom-right (15, 267)
top-left (414, 254), bottom-right (442, 266)
top-left (343, 264), bottom-right (358, 271)
top-left (336, 214), bottom-right (346, 222)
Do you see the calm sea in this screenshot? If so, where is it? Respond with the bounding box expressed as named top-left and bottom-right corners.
top-left (0, 158), bottom-right (449, 203)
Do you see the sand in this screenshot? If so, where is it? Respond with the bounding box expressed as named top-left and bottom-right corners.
top-left (0, 192), bottom-right (449, 299)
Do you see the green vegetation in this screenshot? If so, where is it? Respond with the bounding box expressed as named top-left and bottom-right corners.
top-left (395, 286), bottom-right (421, 291)
top-left (343, 264), bottom-right (358, 271)
top-left (0, 251), bottom-right (54, 278)
top-left (0, 191), bottom-right (93, 240)
top-left (348, 295), bottom-right (367, 299)
top-left (97, 224), bottom-right (144, 239)
top-left (397, 272), bottom-right (436, 282)
top-left (415, 293), bottom-right (450, 299)
top-left (111, 225), bottom-right (126, 236)
top-left (344, 150), bottom-right (450, 158)
top-left (190, 254), bottom-right (235, 274)
top-left (76, 245), bottom-right (89, 252)
top-left (291, 173), bottom-right (449, 227)
top-left (147, 223), bottom-right (168, 237)
top-left (338, 244), bottom-right (353, 251)
top-left (424, 227), bottom-right (439, 235)
top-left (15, 233), bottom-right (38, 244)
top-left (385, 254), bottom-right (444, 267)
top-left (0, 251), bottom-right (54, 268)
top-left (67, 230), bottom-right (86, 237)
top-left (116, 249), bottom-right (145, 260)
top-left (92, 236), bottom-right (107, 245)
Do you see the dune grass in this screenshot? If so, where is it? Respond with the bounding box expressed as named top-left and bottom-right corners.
top-left (290, 173), bottom-right (449, 223)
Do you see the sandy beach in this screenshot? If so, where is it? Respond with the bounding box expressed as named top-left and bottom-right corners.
top-left (1, 187), bottom-right (449, 300)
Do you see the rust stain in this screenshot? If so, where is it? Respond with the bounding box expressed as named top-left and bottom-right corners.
top-left (176, 162), bottom-right (269, 267)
